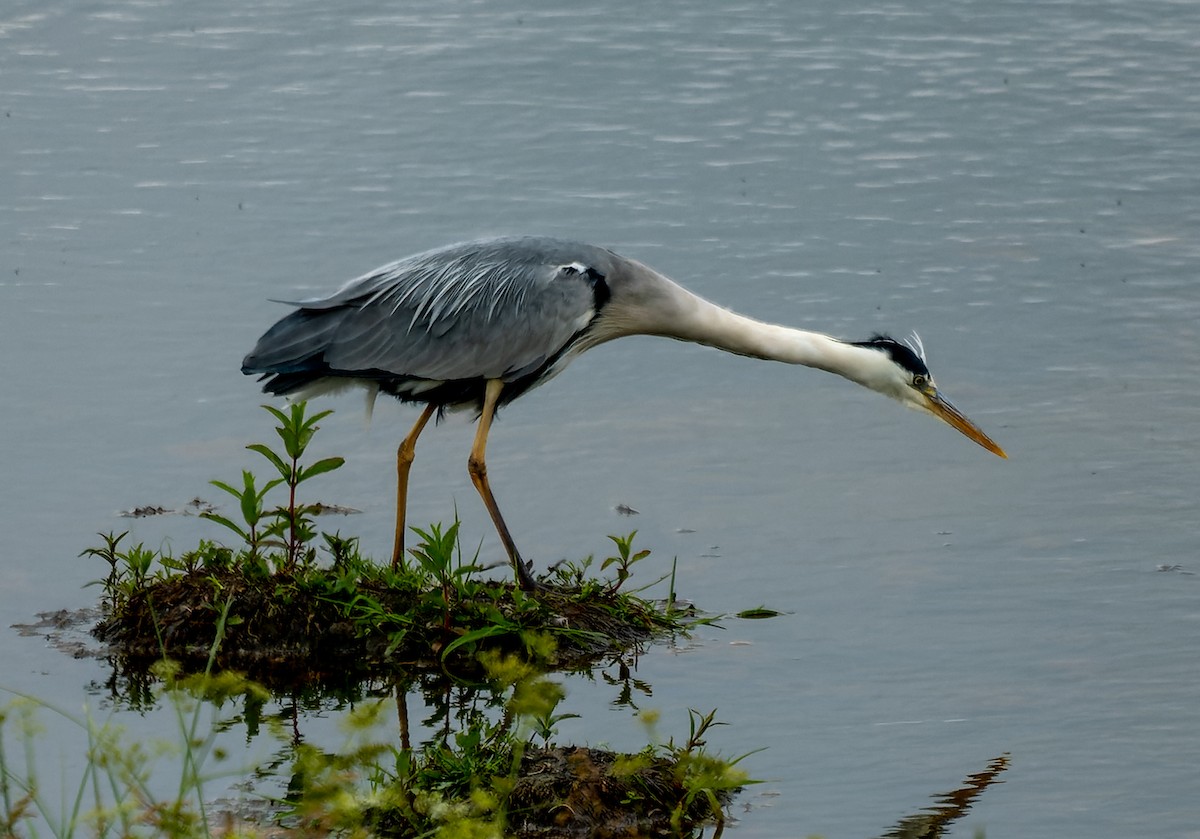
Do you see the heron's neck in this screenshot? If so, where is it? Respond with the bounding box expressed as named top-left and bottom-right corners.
top-left (588, 269), bottom-right (894, 390)
top-left (632, 281), bottom-right (886, 387)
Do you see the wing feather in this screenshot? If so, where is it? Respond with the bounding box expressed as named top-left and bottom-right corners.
top-left (243, 237), bottom-right (614, 397)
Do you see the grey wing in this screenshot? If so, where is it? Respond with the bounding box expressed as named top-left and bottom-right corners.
top-left (244, 238), bottom-right (608, 386)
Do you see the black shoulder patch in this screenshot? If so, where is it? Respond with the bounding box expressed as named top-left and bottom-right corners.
top-left (850, 334), bottom-right (929, 376)
top-left (559, 262), bottom-right (610, 311)
top-left (585, 266), bottom-right (610, 310)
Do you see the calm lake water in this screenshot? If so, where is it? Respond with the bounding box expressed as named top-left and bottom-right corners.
top-left (4, 0), bottom-right (1200, 836)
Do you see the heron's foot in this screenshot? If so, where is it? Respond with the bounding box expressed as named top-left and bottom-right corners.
top-left (512, 554), bottom-right (542, 592)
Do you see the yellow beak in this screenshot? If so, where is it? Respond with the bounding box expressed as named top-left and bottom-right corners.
top-left (924, 390), bottom-right (1008, 459)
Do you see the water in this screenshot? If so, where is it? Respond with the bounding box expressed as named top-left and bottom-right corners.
top-left (3, 0), bottom-right (1199, 835)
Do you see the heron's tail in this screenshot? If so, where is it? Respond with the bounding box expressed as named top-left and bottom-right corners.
top-left (242, 306), bottom-right (346, 392)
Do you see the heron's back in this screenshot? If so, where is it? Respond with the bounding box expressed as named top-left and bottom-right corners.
top-left (242, 237), bottom-right (618, 409)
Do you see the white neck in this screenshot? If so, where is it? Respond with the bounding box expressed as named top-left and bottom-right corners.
top-left (596, 272), bottom-right (894, 392)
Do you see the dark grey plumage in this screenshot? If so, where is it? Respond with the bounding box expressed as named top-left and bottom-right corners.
top-left (243, 237), bottom-right (618, 411)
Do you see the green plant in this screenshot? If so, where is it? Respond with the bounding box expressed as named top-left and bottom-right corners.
top-left (343, 590), bottom-right (414, 657)
top-left (80, 532), bottom-right (165, 615)
top-left (663, 708), bottom-right (760, 834)
top-left (527, 706), bottom-right (581, 748)
top-left (80, 531), bottom-right (130, 613)
top-left (158, 540), bottom-right (229, 577)
top-left (601, 531), bottom-right (652, 593)
top-left (252, 403), bottom-right (345, 570)
top-left (120, 541), bottom-right (158, 590)
top-left (322, 531), bottom-right (364, 576)
top-left (407, 521), bottom-right (484, 631)
top-left (203, 469), bottom-right (281, 565)
top-left (203, 402), bottom-right (344, 572)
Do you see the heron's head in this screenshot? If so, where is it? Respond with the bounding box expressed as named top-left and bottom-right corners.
top-left (851, 335), bottom-right (1007, 458)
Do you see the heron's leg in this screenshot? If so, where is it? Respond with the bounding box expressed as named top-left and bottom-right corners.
top-left (468, 379), bottom-right (537, 591)
top-left (391, 402), bottom-right (437, 570)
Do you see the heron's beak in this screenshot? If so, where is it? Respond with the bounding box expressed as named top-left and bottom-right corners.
top-left (923, 390), bottom-right (1007, 458)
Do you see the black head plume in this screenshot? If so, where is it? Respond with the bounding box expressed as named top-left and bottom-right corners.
top-left (850, 334), bottom-right (930, 377)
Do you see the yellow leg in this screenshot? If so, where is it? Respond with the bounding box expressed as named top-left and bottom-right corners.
top-left (468, 379), bottom-right (537, 590)
top-left (391, 403), bottom-right (437, 570)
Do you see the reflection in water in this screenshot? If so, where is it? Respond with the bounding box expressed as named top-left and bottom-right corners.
top-left (36, 607), bottom-right (1011, 837)
top-left (878, 754), bottom-right (1010, 839)
top-left (600, 656), bottom-right (655, 710)
top-left (29, 610), bottom-right (1015, 837)
top-left (88, 640), bottom-right (646, 744)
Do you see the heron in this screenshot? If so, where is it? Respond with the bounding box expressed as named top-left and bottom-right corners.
top-left (243, 236), bottom-right (1006, 591)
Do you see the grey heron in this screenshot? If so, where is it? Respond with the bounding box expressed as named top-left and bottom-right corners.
top-left (243, 236), bottom-right (1006, 591)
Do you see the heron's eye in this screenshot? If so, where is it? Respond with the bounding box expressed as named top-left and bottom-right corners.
top-left (912, 374), bottom-right (929, 390)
